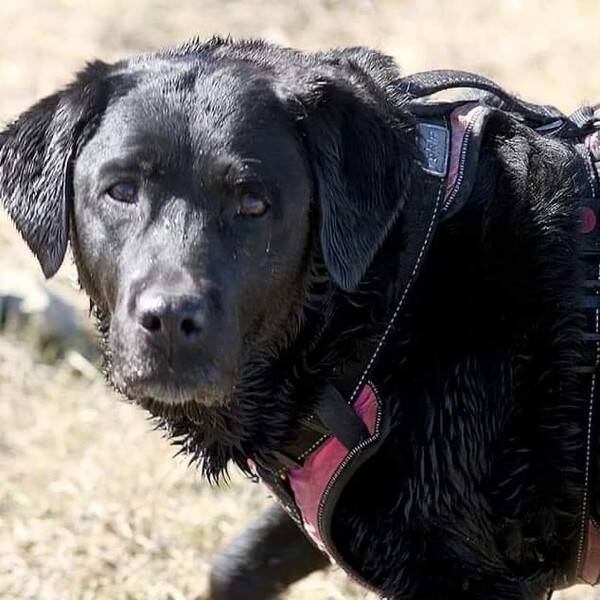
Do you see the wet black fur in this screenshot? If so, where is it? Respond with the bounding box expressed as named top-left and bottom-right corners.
top-left (0, 37), bottom-right (593, 599)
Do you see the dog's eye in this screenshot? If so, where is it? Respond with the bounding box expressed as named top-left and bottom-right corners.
top-left (237, 194), bottom-right (270, 218)
top-left (106, 182), bottom-right (137, 203)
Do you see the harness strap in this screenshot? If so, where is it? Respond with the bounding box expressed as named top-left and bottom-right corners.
top-left (315, 386), bottom-right (370, 451)
top-left (398, 69), bottom-right (566, 126)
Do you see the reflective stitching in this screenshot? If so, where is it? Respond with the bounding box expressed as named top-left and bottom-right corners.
top-left (297, 431), bottom-right (328, 462)
top-left (576, 261), bottom-right (600, 577)
top-left (348, 183), bottom-right (444, 405)
top-left (298, 183), bottom-right (444, 462)
top-left (297, 182), bottom-right (445, 462)
top-left (575, 144), bottom-right (600, 579)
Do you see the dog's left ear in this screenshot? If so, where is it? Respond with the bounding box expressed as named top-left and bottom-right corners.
top-left (284, 64), bottom-right (415, 290)
top-left (0, 61), bottom-right (112, 278)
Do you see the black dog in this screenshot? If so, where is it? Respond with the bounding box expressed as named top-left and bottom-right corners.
top-left (1, 37), bottom-right (597, 599)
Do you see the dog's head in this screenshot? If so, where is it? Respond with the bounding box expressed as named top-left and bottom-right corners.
top-left (0, 39), bottom-right (413, 420)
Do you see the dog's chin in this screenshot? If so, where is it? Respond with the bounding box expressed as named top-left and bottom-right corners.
top-left (137, 393), bottom-right (230, 424)
top-left (111, 370), bottom-right (233, 420)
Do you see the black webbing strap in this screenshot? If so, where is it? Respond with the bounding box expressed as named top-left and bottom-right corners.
top-left (399, 69), bottom-right (566, 127)
top-left (315, 385), bottom-right (370, 451)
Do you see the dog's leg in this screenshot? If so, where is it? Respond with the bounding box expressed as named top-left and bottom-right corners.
top-left (209, 503), bottom-right (329, 599)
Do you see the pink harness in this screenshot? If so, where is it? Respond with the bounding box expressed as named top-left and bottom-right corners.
top-left (253, 104), bottom-right (600, 595)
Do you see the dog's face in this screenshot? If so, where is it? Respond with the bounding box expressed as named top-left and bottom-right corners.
top-left (72, 62), bottom-right (312, 407)
top-left (0, 40), bottom-right (412, 420)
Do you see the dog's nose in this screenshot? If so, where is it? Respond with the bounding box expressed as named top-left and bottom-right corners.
top-left (136, 293), bottom-right (205, 345)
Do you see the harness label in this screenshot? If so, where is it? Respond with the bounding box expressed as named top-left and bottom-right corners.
top-left (417, 122), bottom-right (449, 177)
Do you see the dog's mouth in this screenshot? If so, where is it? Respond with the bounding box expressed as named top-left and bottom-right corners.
top-left (111, 366), bottom-right (234, 413)
top-left (104, 325), bottom-right (239, 412)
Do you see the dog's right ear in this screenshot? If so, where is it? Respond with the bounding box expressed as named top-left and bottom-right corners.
top-left (0, 61), bottom-right (112, 278)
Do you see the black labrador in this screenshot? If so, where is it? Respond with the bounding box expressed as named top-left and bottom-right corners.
top-left (1, 37), bottom-right (596, 599)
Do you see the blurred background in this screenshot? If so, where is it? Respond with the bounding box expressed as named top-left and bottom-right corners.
top-left (0, 1), bottom-right (598, 598)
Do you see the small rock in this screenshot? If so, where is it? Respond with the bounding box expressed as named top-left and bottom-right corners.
top-left (0, 270), bottom-right (95, 362)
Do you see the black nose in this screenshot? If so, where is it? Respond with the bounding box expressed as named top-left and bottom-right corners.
top-left (136, 293), bottom-right (205, 345)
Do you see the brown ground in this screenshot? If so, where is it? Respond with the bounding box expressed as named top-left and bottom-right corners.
top-left (1, 1), bottom-right (599, 598)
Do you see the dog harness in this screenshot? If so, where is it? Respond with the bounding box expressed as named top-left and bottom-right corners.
top-left (251, 71), bottom-right (600, 595)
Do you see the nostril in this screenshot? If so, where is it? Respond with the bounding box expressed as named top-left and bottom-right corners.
top-left (136, 292), bottom-right (205, 342)
top-left (140, 313), bottom-right (162, 333)
top-left (180, 317), bottom-right (201, 337)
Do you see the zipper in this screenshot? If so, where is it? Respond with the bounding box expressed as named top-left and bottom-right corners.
top-left (315, 380), bottom-right (385, 594)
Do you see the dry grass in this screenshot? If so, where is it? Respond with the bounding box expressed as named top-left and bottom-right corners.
top-left (0, 336), bottom-right (360, 600)
top-left (0, 1), bottom-right (599, 598)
